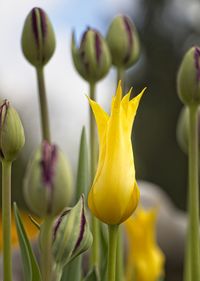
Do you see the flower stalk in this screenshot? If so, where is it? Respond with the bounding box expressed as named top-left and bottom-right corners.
top-left (2, 160), bottom-right (12, 281)
top-left (117, 67), bottom-right (125, 90)
top-left (36, 66), bottom-right (51, 142)
top-left (40, 216), bottom-right (54, 281)
top-left (107, 225), bottom-right (119, 281)
top-left (188, 104), bottom-right (200, 281)
top-left (89, 81), bottom-right (100, 267)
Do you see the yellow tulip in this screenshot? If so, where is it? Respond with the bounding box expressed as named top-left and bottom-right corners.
top-left (124, 208), bottom-right (165, 281)
top-left (88, 81), bottom-right (145, 225)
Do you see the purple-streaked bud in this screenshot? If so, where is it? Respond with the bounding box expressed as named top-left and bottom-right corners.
top-left (49, 195), bottom-right (92, 269)
top-left (106, 15), bottom-right (140, 69)
top-left (71, 28), bottom-right (111, 83)
top-left (40, 141), bottom-right (57, 186)
top-left (177, 46), bottom-right (200, 105)
top-left (194, 47), bottom-right (200, 81)
top-left (21, 7), bottom-right (56, 67)
top-left (0, 99), bottom-right (25, 162)
top-left (23, 141), bottom-right (72, 217)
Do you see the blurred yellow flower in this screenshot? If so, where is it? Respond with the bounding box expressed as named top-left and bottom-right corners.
top-left (88, 81), bottom-right (145, 225)
top-left (0, 209), bottom-right (39, 251)
top-left (124, 208), bottom-right (165, 281)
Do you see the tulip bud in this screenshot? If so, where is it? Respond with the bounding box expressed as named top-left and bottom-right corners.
top-left (71, 28), bottom-right (111, 83)
top-left (106, 15), bottom-right (140, 69)
top-left (51, 195), bottom-right (92, 268)
top-left (177, 46), bottom-right (200, 105)
top-left (176, 107), bottom-right (189, 154)
top-left (21, 7), bottom-right (56, 67)
top-left (23, 141), bottom-right (72, 217)
top-left (0, 100), bottom-right (25, 162)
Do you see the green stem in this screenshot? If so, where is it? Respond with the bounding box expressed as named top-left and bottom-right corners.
top-left (116, 67), bottom-right (125, 281)
top-left (2, 160), bottom-right (12, 281)
top-left (36, 66), bottom-right (51, 142)
top-left (183, 227), bottom-right (191, 281)
top-left (41, 216), bottom-right (54, 281)
top-left (117, 67), bottom-right (125, 90)
top-left (89, 81), bottom-right (100, 267)
top-left (53, 264), bottom-right (63, 281)
top-left (116, 226), bottom-right (124, 281)
top-left (107, 225), bottom-right (119, 281)
top-left (188, 105), bottom-right (200, 281)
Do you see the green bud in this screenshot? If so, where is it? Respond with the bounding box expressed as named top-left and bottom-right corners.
top-left (106, 15), bottom-right (140, 69)
top-left (51, 195), bottom-right (93, 268)
top-left (177, 47), bottom-right (200, 105)
top-left (176, 106), bottom-right (200, 154)
top-left (176, 106), bottom-right (189, 154)
top-left (23, 141), bottom-right (72, 217)
top-left (21, 7), bottom-right (56, 67)
top-left (0, 100), bottom-right (25, 162)
top-left (71, 28), bottom-right (111, 83)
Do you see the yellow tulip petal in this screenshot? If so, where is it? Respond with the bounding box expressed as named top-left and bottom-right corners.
top-left (121, 88), bottom-right (132, 112)
top-left (88, 97), bottom-right (109, 145)
top-left (114, 80), bottom-right (122, 108)
top-left (127, 87), bottom-right (146, 130)
top-left (88, 83), bottom-right (146, 225)
top-left (119, 181), bottom-right (140, 224)
top-left (124, 207), bottom-right (165, 281)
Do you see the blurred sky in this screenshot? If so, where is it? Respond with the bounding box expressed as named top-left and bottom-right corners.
top-left (0, 0), bottom-right (136, 173)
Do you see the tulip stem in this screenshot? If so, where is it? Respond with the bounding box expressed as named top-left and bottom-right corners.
top-left (183, 228), bottom-right (191, 281)
top-left (117, 67), bottom-right (125, 90)
top-left (89, 81), bottom-right (100, 267)
top-left (2, 160), bottom-right (12, 281)
top-left (36, 66), bottom-right (51, 142)
top-left (187, 104), bottom-right (200, 281)
top-left (41, 216), bottom-right (54, 281)
top-left (107, 224), bottom-right (119, 281)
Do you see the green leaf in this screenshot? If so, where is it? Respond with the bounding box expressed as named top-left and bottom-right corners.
top-left (13, 203), bottom-right (42, 281)
top-left (76, 126), bottom-right (89, 199)
top-left (61, 256), bottom-right (82, 281)
top-left (82, 266), bottom-right (100, 281)
top-left (61, 127), bottom-right (89, 281)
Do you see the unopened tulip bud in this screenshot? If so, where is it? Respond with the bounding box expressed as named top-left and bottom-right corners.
top-left (23, 141), bottom-right (72, 217)
top-left (106, 15), bottom-right (140, 69)
top-left (177, 46), bottom-right (200, 105)
top-left (51, 195), bottom-right (92, 268)
top-left (0, 100), bottom-right (25, 162)
top-left (71, 28), bottom-right (111, 83)
top-left (176, 107), bottom-right (189, 154)
top-left (21, 7), bottom-right (56, 67)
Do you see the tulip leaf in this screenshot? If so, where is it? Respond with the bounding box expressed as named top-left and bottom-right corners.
top-left (82, 266), bottom-right (100, 281)
top-left (61, 257), bottom-right (82, 281)
top-left (13, 203), bottom-right (42, 281)
top-left (61, 127), bottom-right (89, 281)
top-left (76, 126), bottom-right (89, 199)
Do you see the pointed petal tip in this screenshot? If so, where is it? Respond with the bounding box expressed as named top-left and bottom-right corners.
top-left (115, 80), bottom-right (123, 106)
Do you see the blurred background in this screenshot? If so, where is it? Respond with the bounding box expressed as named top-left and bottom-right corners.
top-left (1, 0), bottom-right (200, 280)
